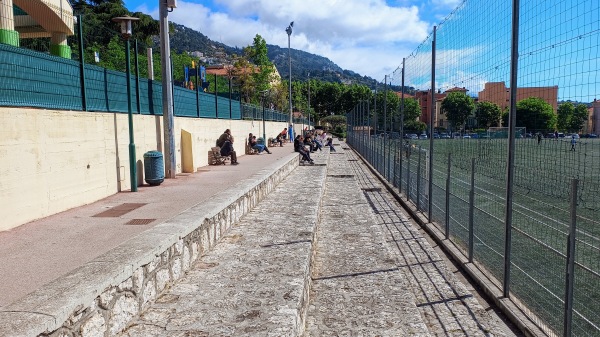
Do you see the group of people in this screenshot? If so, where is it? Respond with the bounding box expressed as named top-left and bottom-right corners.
top-left (248, 133), bottom-right (272, 154)
top-left (216, 127), bottom-right (336, 166)
top-left (293, 130), bottom-right (336, 164)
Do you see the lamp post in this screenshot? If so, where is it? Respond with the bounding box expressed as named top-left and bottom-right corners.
top-left (286, 21), bottom-right (294, 128)
top-left (307, 72), bottom-right (311, 130)
top-left (260, 90), bottom-right (269, 142)
top-left (113, 15), bottom-right (140, 192)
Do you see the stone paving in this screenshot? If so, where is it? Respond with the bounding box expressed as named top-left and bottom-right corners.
top-left (118, 143), bottom-right (516, 336)
top-left (118, 151), bottom-right (329, 337)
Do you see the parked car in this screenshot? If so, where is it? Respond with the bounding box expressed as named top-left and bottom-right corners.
top-left (406, 133), bottom-right (418, 140)
top-left (586, 133), bottom-right (598, 138)
top-left (419, 134), bottom-right (428, 140)
top-left (462, 134), bottom-right (471, 139)
top-left (440, 133), bottom-right (451, 139)
top-left (469, 133), bottom-right (479, 139)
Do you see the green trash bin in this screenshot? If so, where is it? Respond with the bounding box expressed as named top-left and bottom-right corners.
top-left (143, 151), bottom-right (164, 186)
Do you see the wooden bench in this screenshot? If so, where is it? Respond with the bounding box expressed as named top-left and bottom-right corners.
top-left (268, 138), bottom-right (282, 147)
top-left (209, 146), bottom-right (230, 165)
top-left (245, 144), bottom-right (258, 155)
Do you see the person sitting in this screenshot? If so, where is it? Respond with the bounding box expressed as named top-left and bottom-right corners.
top-left (313, 135), bottom-right (323, 151)
top-left (325, 137), bottom-right (336, 152)
top-left (280, 128), bottom-right (288, 142)
top-left (274, 133), bottom-right (284, 147)
top-left (294, 135), bottom-right (313, 164)
top-left (249, 136), bottom-right (272, 154)
top-left (217, 129), bottom-right (238, 165)
top-left (303, 135), bottom-right (317, 152)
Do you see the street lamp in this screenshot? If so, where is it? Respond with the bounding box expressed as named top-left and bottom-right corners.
top-left (286, 21), bottom-right (294, 131)
top-left (112, 15), bottom-right (140, 192)
top-left (260, 90), bottom-right (269, 142)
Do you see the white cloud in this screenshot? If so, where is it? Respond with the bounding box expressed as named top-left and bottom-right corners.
top-left (134, 0), bottom-right (439, 80)
top-left (431, 0), bottom-right (463, 8)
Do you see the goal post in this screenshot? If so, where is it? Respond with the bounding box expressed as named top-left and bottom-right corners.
top-left (487, 127), bottom-right (526, 139)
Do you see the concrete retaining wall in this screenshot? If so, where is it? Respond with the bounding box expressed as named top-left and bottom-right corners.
top-left (0, 153), bottom-right (299, 337)
top-left (0, 107), bottom-right (300, 231)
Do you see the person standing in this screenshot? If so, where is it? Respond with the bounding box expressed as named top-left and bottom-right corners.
top-left (570, 135), bottom-right (577, 151)
top-left (537, 133), bottom-right (542, 144)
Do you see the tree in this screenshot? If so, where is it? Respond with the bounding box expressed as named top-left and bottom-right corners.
top-left (568, 104), bottom-right (588, 132)
top-left (475, 101), bottom-right (502, 128)
top-left (557, 102), bottom-right (574, 132)
top-left (515, 97), bottom-right (556, 131)
top-left (441, 92), bottom-right (475, 130)
top-left (319, 115), bottom-right (347, 133)
top-left (402, 97), bottom-right (421, 122)
top-left (232, 54), bottom-right (255, 103)
top-left (245, 34), bottom-right (276, 101)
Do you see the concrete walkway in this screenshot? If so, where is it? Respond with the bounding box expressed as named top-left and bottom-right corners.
top-left (0, 142), bottom-right (296, 308)
top-left (118, 144), bottom-right (518, 336)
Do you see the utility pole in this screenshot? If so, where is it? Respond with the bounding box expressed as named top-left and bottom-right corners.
top-left (159, 0), bottom-right (176, 179)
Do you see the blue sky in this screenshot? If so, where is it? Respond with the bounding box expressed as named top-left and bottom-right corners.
top-left (122, 0), bottom-right (461, 81)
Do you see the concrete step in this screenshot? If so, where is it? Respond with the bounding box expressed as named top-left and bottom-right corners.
top-left (118, 152), bottom-right (330, 336)
top-left (308, 148), bottom-right (508, 336)
top-left (304, 147), bottom-right (432, 336)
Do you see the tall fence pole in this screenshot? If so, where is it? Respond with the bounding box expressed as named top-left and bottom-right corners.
top-left (468, 158), bottom-right (475, 262)
top-left (406, 148), bottom-right (411, 202)
top-left (367, 100), bottom-right (371, 164)
top-left (417, 145), bottom-right (422, 211)
top-left (445, 152), bottom-right (451, 239)
top-left (76, 14), bottom-right (87, 111)
top-left (384, 75), bottom-right (388, 180)
top-left (503, 0), bottom-right (520, 299)
top-left (214, 73), bottom-right (218, 118)
top-left (563, 178), bottom-right (578, 337)
top-left (134, 40), bottom-right (141, 113)
top-left (196, 65), bottom-right (200, 117)
top-left (428, 25), bottom-right (436, 222)
top-left (399, 58), bottom-right (405, 195)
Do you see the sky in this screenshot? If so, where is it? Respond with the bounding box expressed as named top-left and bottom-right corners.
top-left (122, 0), bottom-right (461, 82)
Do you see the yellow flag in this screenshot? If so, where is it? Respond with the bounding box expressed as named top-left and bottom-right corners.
top-left (192, 60), bottom-right (196, 68)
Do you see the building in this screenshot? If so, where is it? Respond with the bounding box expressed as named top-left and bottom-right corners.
top-left (478, 82), bottom-right (558, 112)
top-left (590, 99), bottom-right (600, 134)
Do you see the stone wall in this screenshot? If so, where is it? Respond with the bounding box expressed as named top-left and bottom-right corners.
top-left (0, 154), bottom-right (299, 337)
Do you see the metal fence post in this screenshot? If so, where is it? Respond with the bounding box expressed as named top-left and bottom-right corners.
top-left (417, 145), bottom-right (422, 211)
top-left (77, 14), bottom-right (87, 111)
top-left (399, 57), bottom-right (405, 195)
top-left (406, 148), bottom-right (411, 202)
top-left (468, 158), bottom-right (475, 262)
top-left (563, 178), bottom-right (578, 337)
top-left (503, 0), bottom-right (521, 299)
top-left (134, 40), bottom-right (141, 113)
top-left (428, 25), bottom-right (436, 222)
top-left (445, 152), bottom-right (451, 239)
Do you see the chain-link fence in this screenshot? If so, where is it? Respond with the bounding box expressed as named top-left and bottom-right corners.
top-left (348, 1), bottom-right (600, 336)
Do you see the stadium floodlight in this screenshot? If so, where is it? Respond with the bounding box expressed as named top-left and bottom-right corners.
top-left (286, 21), bottom-right (294, 129)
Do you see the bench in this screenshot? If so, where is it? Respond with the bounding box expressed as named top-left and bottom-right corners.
top-left (209, 146), bottom-right (230, 165)
top-left (245, 144), bottom-right (258, 155)
top-left (268, 138), bottom-right (282, 147)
